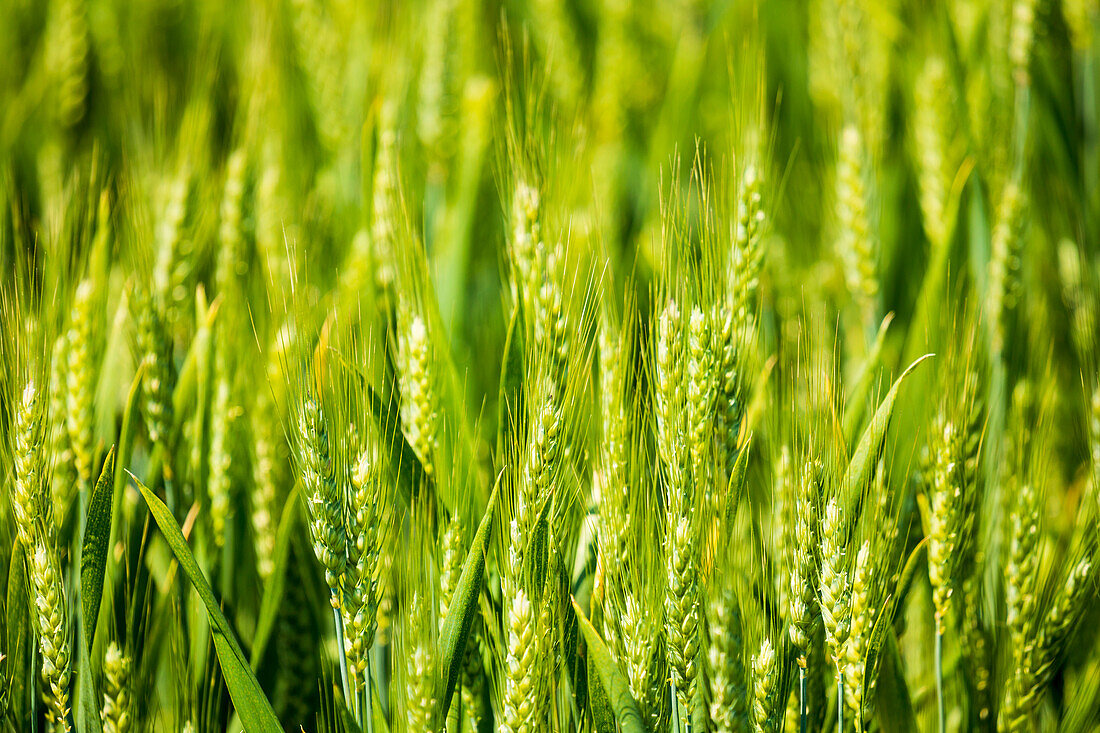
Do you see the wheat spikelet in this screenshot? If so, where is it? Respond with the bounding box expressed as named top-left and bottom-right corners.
top-left (914, 56), bottom-right (954, 249)
top-left (460, 614), bottom-right (487, 729)
top-left (1002, 555), bottom-right (1094, 729)
top-left (47, 335), bottom-right (75, 511)
top-left (510, 181), bottom-right (541, 310)
top-left (788, 459), bottom-right (821, 664)
top-left (216, 149), bottom-right (248, 298)
top-left (532, 243), bottom-right (570, 399)
top-left (406, 638), bottom-right (435, 732)
top-left (731, 164), bottom-right (765, 339)
top-left (655, 298), bottom-right (685, 474)
top-left (516, 379), bottom-right (563, 562)
top-left (958, 556), bottom-right (993, 725)
top-left (712, 299), bottom-right (743, 481)
top-left (1032, 556), bottom-right (1093, 680)
top-left (686, 306), bottom-right (715, 491)
top-left (597, 315), bottom-right (631, 575)
top-left (623, 591), bottom-right (670, 732)
top-left (296, 397), bottom-right (347, 599)
top-left (417, 0), bottom-right (455, 156)
top-left (153, 169), bottom-right (193, 332)
top-left (1056, 241), bottom-right (1097, 365)
top-left (844, 541), bottom-right (874, 716)
top-left (398, 308), bottom-right (439, 478)
top-left (255, 151), bottom-right (292, 289)
top-left (46, 0), bottom-right (89, 127)
top-left (818, 498), bottom-right (851, 670)
top-left (370, 106), bottom-right (399, 296)
top-left (837, 124), bottom-right (877, 323)
top-left (530, 0), bottom-right (584, 104)
top-left (665, 514), bottom-right (699, 726)
top-left (927, 414), bottom-right (967, 633)
top-left (1010, 0), bottom-right (1038, 87)
top-left (135, 291), bottom-right (175, 453)
top-left (708, 590), bottom-right (748, 733)
top-left (66, 278), bottom-right (98, 491)
top-left (988, 182), bottom-right (1027, 355)
top-left (750, 637), bottom-right (777, 733)
top-left (12, 382), bottom-right (48, 547)
top-left (439, 517), bottom-right (465, 622)
top-left (500, 589), bottom-right (539, 733)
top-left (208, 362), bottom-right (233, 548)
top-left (1063, 0), bottom-right (1096, 49)
top-left (343, 445), bottom-right (383, 686)
top-left (101, 642), bottom-right (132, 733)
top-left (288, 0), bottom-right (345, 149)
top-left (31, 541), bottom-right (72, 731)
top-left (250, 396), bottom-right (279, 581)
top-left (1004, 480), bottom-right (1040, 653)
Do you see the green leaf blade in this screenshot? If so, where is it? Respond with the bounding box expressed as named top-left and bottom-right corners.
top-left (129, 471), bottom-right (281, 732)
top-left (570, 597), bottom-right (645, 733)
top-left (431, 477), bottom-right (500, 729)
top-left (81, 446), bottom-right (116, 643)
top-left (840, 353), bottom-right (933, 535)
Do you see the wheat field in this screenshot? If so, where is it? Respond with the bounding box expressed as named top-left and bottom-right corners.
top-left (1, 0), bottom-right (1099, 731)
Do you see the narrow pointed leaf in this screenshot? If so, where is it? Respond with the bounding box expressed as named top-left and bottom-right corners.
top-left (588, 650), bottom-right (616, 733)
top-left (431, 477), bottom-right (500, 728)
top-left (337, 697), bottom-right (363, 733)
top-left (724, 435), bottom-right (752, 529)
top-left (112, 364), bottom-right (144, 527)
top-left (840, 354), bottom-right (933, 535)
top-left (81, 445), bottom-right (115, 642)
top-left (843, 312), bottom-right (894, 445)
top-left (74, 618), bottom-right (102, 733)
top-left (523, 493), bottom-right (552, 601)
top-left (570, 597), bottom-right (645, 733)
top-left (129, 471), bottom-right (281, 731)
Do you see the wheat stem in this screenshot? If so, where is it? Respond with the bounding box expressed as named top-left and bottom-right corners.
top-left (333, 601), bottom-right (352, 711)
top-left (935, 627), bottom-right (945, 733)
top-left (836, 673), bottom-right (844, 733)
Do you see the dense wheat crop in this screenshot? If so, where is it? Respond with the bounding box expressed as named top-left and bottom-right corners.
top-left (2, 0), bottom-right (1099, 731)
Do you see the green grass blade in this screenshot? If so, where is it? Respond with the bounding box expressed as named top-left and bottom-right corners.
top-left (431, 476), bottom-right (500, 729)
top-left (588, 649), bottom-right (616, 733)
top-left (570, 597), bottom-right (645, 733)
top-left (74, 618), bottom-right (102, 733)
top-left (128, 471), bottom-right (282, 732)
top-left (843, 312), bottom-right (894, 446)
top-left (840, 354), bottom-right (933, 535)
top-left (81, 445), bottom-right (115, 643)
top-left (338, 696), bottom-right (363, 733)
top-left (725, 435), bottom-right (752, 529)
top-left (111, 364), bottom-right (144, 534)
